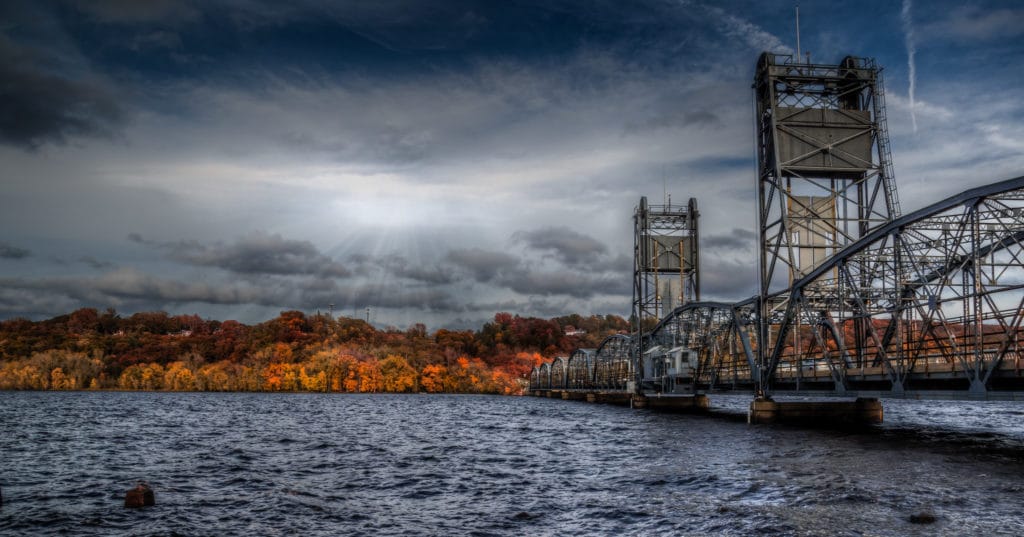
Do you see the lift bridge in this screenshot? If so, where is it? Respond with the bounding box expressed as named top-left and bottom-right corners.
top-left (529, 53), bottom-right (1024, 416)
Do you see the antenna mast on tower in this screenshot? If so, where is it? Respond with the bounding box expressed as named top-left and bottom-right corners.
top-left (795, 5), bottom-right (801, 61)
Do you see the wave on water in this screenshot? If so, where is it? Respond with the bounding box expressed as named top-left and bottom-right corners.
top-left (1, 391), bottom-right (1023, 536)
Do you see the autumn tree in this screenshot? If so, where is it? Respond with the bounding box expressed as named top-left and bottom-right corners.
top-left (380, 354), bottom-right (418, 393)
top-left (0, 306), bottom-right (624, 394)
top-left (357, 359), bottom-right (383, 392)
top-left (420, 364), bottom-right (448, 393)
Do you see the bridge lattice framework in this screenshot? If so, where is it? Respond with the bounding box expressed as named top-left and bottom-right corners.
top-left (531, 176), bottom-right (1024, 399)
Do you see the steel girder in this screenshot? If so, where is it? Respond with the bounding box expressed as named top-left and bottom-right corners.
top-left (593, 334), bottom-right (633, 390)
top-left (761, 175), bottom-right (1024, 396)
top-left (538, 363), bottom-right (551, 390)
top-left (532, 176), bottom-right (1024, 399)
top-left (567, 348), bottom-right (596, 390)
top-left (549, 357), bottom-right (568, 390)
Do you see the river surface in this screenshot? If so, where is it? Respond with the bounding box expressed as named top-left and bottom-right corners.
top-left (1, 392), bottom-right (1023, 536)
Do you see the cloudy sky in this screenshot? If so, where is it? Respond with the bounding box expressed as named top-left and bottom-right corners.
top-left (1, 0), bottom-right (1022, 329)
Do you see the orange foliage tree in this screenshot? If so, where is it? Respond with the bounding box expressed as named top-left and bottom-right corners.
top-left (0, 308), bottom-right (613, 395)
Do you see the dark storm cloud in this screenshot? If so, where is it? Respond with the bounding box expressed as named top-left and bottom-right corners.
top-left (704, 228), bottom-right (757, 250)
top-left (623, 85), bottom-right (733, 134)
top-left (0, 285), bottom-right (79, 318)
top-left (78, 256), bottom-right (115, 270)
top-left (48, 0), bottom-right (739, 91)
top-left (446, 240), bottom-right (630, 298)
top-left (0, 34), bottom-right (123, 149)
top-left (68, 0), bottom-right (200, 24)
top-left (0, 265), bottom-right (464, 319)
top-left (332, 284), bottom-right (459, 312)
top-left (347, 254), bottom-right (456, 285)
top-left (590, 253), bottom-right (632, 274)
top-left (625, 109), bottom-right (720, 133)
top-left (131, 232), bottom-right (351, 278)
top-left (461, 297), bottom-right (574, 318)
top-left (920, 5), bottom-right (1024, 42)
top-left (0, 242), bottom-right (31, 259)
top-left (682, 155), bottom-right (751, 174)
top-left (446, 248), bottom-right (519, 282)
top-left (497, 269), bottom-right (629, 299)
top-left (699, 258), bottom-right (758, 299)
top-left (512, 226), bottom-right (608, 267)
top-left (0, 269), bottom-right (280, 309)
top-left (380, 256), bottom-right (456, 285)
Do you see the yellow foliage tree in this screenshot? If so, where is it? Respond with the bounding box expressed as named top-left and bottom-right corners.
top-left (198, 362), bottom-right (231, 391)
top-left (300, 366), bottom-right (327, 392)
top-left (164, 361), bottom-right (196, 391)
top-left (118, 364), bottom-right (144, 390)
top-left (380, 355), bottom-right (417, 393)
top-left (140, 363), bottom-right (165, 390)
top-left (50, 367), bottom-right (72, 390)
top-left (19, 365), bottom-right (47, 390)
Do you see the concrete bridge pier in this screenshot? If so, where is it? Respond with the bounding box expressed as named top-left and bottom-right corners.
top-left (748, 397), bottom-right (883, 426)
top-left (632, 394), bottom-right (709, 413)
top-left (585, 392), bottom-right (632, 406)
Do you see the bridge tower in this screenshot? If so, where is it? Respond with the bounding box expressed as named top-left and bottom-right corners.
top-left (632, 196), bottom-right (700, 390)
top-left (753, 53), bottom-right (901, 393)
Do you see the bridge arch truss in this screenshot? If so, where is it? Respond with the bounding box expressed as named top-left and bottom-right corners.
top-left (531, 176), bottom-right (1024, 399)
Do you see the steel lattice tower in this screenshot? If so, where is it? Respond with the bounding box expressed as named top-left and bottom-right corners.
top-left (632, 196), bottom-right (700, 390)
top-left (754, 53), bottom-right (901, 392)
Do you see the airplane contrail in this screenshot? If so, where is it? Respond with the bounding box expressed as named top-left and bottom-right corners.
top-left (901, 0), bottom-right (918, 133)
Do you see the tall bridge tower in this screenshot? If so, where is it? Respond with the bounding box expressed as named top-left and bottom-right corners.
top-left (632, 196), bottom-right (700, 389)
top-left (754, 53), bottom-right (901, 391)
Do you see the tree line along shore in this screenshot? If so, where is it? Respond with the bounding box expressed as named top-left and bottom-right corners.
top-left (0, 308), bottom-right (629, 394)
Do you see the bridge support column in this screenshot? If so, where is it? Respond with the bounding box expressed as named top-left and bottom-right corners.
top-left (748, 397), bottom-right (883, 426)
top-left (585, 392), bottom-right (632, 405)
top-left (633, 394), bottom-right (709, 413)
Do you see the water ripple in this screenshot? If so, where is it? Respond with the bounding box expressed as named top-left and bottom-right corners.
top-left (2, 392), bottom-right (1024, 536)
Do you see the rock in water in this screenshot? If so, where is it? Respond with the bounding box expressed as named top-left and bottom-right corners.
top-left (125, 483), bottom-right (155, 508)
top-left (909, 512), bottom-right (936, 524)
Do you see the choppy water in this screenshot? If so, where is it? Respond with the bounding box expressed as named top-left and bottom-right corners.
top-left (1, 392), bottom-right (1023, 536)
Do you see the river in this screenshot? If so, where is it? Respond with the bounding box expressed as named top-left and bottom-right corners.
top-left (1, 392), bottom-right (1022, 536)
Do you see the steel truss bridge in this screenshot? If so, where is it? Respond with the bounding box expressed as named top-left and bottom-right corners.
top-left (532, 176), bottom-right (1024, 400)
top-left (531, 53), bottom-right (1024, 402)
